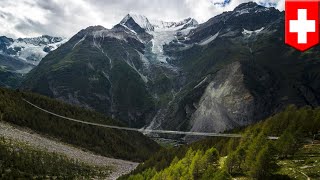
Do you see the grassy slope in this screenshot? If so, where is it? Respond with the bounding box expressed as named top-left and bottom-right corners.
top-left (0, 87), bottom-right (160, 161)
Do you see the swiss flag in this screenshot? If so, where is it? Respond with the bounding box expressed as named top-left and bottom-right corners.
top-left (285, 0), bottom-right (319, 51)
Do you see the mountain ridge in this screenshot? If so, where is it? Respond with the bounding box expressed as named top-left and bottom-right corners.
top-left (0, 35), bottom-right (67, 67)
top-left (0, 34), bottom-right (67, 88)
top-left (119, 13), bottom-right (199, 32)
top-left (20, 2), bottom-right (320, 138)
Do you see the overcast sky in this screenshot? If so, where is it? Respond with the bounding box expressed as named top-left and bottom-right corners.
top-left (0, 0), bottom-right (284, 38)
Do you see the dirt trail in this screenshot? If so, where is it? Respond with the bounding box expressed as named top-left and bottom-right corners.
top-left (0, 121), bottom-right (139, 180)
top-left (298, 170), bottom-right (311, 180)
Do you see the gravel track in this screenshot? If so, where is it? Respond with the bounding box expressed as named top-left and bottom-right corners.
top-left (0, 121), bottom-right (139, 180)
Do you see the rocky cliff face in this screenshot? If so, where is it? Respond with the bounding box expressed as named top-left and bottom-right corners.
top-left (189, 62), bottom-right (254, 133)
top-left (152, 2), bottom-right (320, 136)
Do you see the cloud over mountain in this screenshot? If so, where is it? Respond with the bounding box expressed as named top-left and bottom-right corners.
top-left (0, 0), bottom-right (284, 38)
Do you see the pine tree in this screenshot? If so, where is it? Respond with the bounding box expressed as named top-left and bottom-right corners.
top-left (249, 144), bottom-right (274, 179)
top-left (189, 150), bottom-right (204, 179)
top-left (213, 170), bottom-right (232, 180)
top-left (225, 152), bottom-right (239, 174)
top-left (276, 130), bottom-right (297, 158)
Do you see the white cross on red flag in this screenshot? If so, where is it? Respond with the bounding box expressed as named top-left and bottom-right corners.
top-left (285, 0), bottom-right (319, 51)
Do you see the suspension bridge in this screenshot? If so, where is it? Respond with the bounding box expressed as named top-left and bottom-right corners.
top-left (22, 98), bottom-right (279, 140)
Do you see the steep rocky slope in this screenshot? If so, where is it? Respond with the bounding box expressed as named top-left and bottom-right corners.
top-left (152, 2), bottom-right (320, 134)
top-left (21, 2), bottom-right (320, 136)
top-left (21, 15), bottom-right (196, 128)
top-left (22, 25), bottom-right (156, 127)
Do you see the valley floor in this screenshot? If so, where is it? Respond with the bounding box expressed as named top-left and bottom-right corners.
top-left (0, 121), bottom-right (139, 180)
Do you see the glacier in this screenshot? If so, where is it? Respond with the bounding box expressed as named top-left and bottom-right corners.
top-left (7, 36), bottom-right (68, 66)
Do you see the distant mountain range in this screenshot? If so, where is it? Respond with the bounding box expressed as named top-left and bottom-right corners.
top-left (0, 35), bottom-right (66, 88)
top-left (120, 14), bottom-right (198, 32)
top-left (0, 35), bottom-right (66, 67)
top-left (3, 2), bottom-right (319, 138)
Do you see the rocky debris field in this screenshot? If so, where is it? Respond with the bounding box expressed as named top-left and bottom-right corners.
top-left (0, 121), bottom-right (139, 180)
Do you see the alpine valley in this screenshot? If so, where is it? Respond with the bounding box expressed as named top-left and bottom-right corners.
top-left (1, 1), bottom-right (320, 179)
top-left (18, 2), bottom-right (320, 136)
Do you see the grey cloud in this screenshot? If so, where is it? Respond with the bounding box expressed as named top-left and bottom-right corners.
top-left (0, 0), bottom-right (283, 39)
top-left (0, 11), bottom-right (13, 20)
top-left (36, 0), bottom-right (65, 16)
top-left (15, 18), bottom-right (47, 36)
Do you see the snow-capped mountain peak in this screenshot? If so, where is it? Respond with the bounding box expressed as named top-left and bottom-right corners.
top-left (150, 18), bottom-right (198, 30)
top-left (118, 14), bottom-right (199, 64)
top-left (120, 13), bottom-right (154, 32)
top-left (233, 2), bottom-right (272, 16)
top-left (119, 14), bottom-right (199, 32)
top-left (15, 35), bottom-right (64, 47)
top-left (0, 35), bottom-right (67, 68)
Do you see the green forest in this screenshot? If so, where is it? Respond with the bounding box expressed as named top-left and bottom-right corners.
top-left (0, 136), bottom-right (110, 179)
top-left (0, 87), bottom-right (159, 161)
top-left (123, 105), bottom-right (320, 179)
